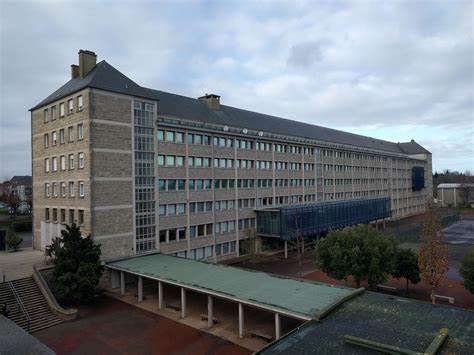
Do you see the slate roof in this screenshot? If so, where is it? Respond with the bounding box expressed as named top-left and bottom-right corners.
top-left (257, 291), bottom-right (474, 355)
top-left (31, 61), bottom-right (430, 155)
top-left (10, 175), bottom-right (32, 186)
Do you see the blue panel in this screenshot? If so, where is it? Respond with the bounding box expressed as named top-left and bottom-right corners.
top-left (412, 166), bottom-right (425, 191)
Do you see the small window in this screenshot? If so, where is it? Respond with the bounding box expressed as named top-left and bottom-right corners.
top-left (68, 99), bottom-right (73, 113)
top-left (166, 155), bottom-right (175, 167)
top-left (176, 156), bottom-right (184, 167)
top-left (45, 183), bottom-right (50, 197)
top-left (77, 95), bottom-right (83, 111)
top-left (77, 123), bottom-right (84, 140)
top-left (43, 109), bottom-right (49, 123)
top-left (79, 181), bottom-right (85, 197)
top-left (51, 106), bottom-right (56, 121)
top-left (45, 208), bottom-right (50, 221)
top-left (52, 157), bottom-right (58, 171)
top-left (52, 182), bottom-right (58, 197)
top-left (157, 155), bottom-right (165, 166)
top-left (68, 181), bottom-right (75, 197)
top-left (52, 208), bottom-right (58, 222)
top-left (157, 130), bottom-right (165, 141)
top-left (44, 134), bottom-right (49, 148)
top-left (60, 155), bottom-right (66, 171)
top-left (52, 131), bottom-right (57, 145)
top-left (60, 182), bottom-right (66, 196)
top-left (69, 209), bottom-right (75, 224)
top-left (78, 210), bottom-right (84, 225)
top-left (60, 209), bottom-right (66, 223)
top-left (78, 152), bottom-right (84, 169)
top-left (159, 205), bottom-right (166, 216)
top-left (68, 126), bottom-right (74, 142)
top-left (59, 129), bottom-right (65, 144)
top-left (68, 154), bottom-right (74, 169)
top-left (59, 102), bottom-right (65, 117)
top-left (44, 158), bottom-right (50, 173)
top-left (176, 132), bottom-right (184, 143)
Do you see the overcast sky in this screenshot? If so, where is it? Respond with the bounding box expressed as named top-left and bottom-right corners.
top-left (0, 0), bottom-right (473, 180)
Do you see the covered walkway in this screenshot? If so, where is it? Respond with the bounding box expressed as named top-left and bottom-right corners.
top-left (106, 253), bottom-right (361, 346)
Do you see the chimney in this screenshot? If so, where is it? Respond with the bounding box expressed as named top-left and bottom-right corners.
top-left (78, 49), bottom-right (97, 78)
top-left (198, 93), bottom-right (220, 109)
top-left (71, 64), bottom-right (80, 79)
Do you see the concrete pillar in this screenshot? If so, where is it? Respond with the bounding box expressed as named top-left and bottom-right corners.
top-left (238, 303), bottom-right (244, 338)
top-left (454, 188), bottom-right (457, 207)
top-left (284, 241), bottom-right (288, 259)
top-left (181, 288), bottom-right (186, 318)
top-left (158, 281), bottom-right (163, 310)
top-left (110, 270), bottom-right (119, 289)
top-left (138, 276), bottom-right (143, 302)
top-left (120, 271), bottom-right (125, 295)
top-left (275, 313), bottom-right (281, 340)
top-left (207, 295), bottom-right (213, 328)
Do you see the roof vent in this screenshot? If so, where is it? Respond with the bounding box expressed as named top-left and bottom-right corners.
top-left (199, 93), bottom-right (220, 109)
top-left (258, 131), bottom-right (264, 137)
top-left (223, 126), bottom-right (229, 132)
top-left (243, 128), bottom-right (248, 134)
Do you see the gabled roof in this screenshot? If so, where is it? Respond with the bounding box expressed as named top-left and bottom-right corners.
top-left (10, 175), bottom-right (32, 186)
top-left (31, 61), bottom-right (431, 155)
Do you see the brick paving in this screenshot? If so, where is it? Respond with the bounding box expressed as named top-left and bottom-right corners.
top-left (34, 296), bottom-right (250, 355)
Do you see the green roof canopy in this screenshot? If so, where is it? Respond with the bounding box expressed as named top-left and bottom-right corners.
top-left (107, 253), bottom-right (360, 320)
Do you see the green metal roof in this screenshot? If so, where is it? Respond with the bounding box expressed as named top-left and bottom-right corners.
top-left (107, 253), bottom-right (359, 320)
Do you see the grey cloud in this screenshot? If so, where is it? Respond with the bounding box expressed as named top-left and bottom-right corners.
top-left (287, 40), bottom-right (327, 68)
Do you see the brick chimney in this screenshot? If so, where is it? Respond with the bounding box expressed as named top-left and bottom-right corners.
top-left (78, 50), bottom-right (97, 78)
top-left (198, 94), bottom-right (220, 109)
top-left (71, 64), bottom-right (80, 79)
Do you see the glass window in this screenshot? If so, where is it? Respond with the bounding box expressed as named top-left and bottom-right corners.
top-left (45, 208), bottom-right (50, 221)
top-left (157, 155), bottom-right (165, 166)
top-left (159, 205), bottom-right (166, 216)
top-left (43, 109), bottom-right (48, 123)
top-left (176, 132), bottom-right (184, 143)
top-left (52, 131), bottom-right (57, 145)
top-left (159, 230), bottom-right (166, 242)
top-left (78, 210), bottom-right (84, 225)
top-left (157, 130), bottom-right (165, 141)
top-left (78, 152), bottom-right (85, 168)
top-left (79, 181), bottom-right (85, 197)
top-left (166, 155), bottom-right (175, 167)
top-left (178, 180), bottom-right (186, 190)
top-left (68, 126), bottom-right (74, 142)
top-left (188, 133), bottom-right (194, 144)
top-left (77, 95), bottom-right (83, 110)
top-left (166, 131), bottom-right (175, 142)
top-left (167, 180), bottom-right (176, 190)
top-left (45, 158), bottom-right (50, 172)
top-left (168, 204), bottom-right (176, 215)
top-left (44, 134), bottom-right (49, 148)
top-left (194, 134), bottom-right (202, 144)
top-left (77, 123), bottom-right (84, 140)
top-left (177, 203), bottom-right (185, 214)
top-left (59, 102), bottom-right (65, 117)
top-left (69, 182), bottom-right (75, 196)
top-left (52, 157), bottom-right (58, 171)
top-left (52, 208), bottom-right (58, 222)
top-left (69, 154), bottom-right (74, 169)
top-left (176, 156), bottom-right (184, 167)
top-left (60, 155), bottom-right (66, 170)
top-left (51, 106), bottom-right (56, 120)
top-left (158, 179), bottom-right (166, 191)
top-left (68, 99), bottom-right (73, 113)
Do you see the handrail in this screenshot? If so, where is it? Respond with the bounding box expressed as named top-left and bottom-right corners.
top-left (7, 280), bottom-right (31, 331)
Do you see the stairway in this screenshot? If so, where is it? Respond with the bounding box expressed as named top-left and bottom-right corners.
top-left (0, 277), bottom-right (62, 333)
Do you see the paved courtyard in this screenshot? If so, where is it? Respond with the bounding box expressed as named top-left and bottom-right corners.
top-left (35, 296), bottom-right (250, 355)
top-left (0, 247), bottom-right (45, 281)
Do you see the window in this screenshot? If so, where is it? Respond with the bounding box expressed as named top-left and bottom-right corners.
top-left (45, 158), bottom-right (50, 172)
top-left (52, 182), bottom-right (58, 197)
top-left (59, 129), bottom-right (65, 144)
top-left (176, 156), bottom-right (184, 167)
top-left (44, 134), bottom-right (49, 148)
top-left (68, 126), bottom-right (74, 142)
top-left (157, 130), bottom-right (164, 141)
top-left (69, 209), bottom-right (75, 224)
top-left (52, 157), bottom-right (58, 171)
top-left (79, 181), bottom-right (85, 197)
top-left (166, 155), bottom-right (175, 167)
top-left (176, 132), bottom-right (184, 143)
top-left (177, 203), bottom-right (185, 214)
top-left (52, 208), bottom-right (58, 222)
top-left (67, 99), bottom-right (73, 114)
top-left (68, 181), bottom-right (75, 197)
top-left (159, 205), bottom-right (166, 216)
top-left (78, 210), bottom-right (84, 225)
top-left (43, 109), bottom-right (49, 123)
top-left (77, 95), bottom-right (83, 110)
top-left (157, 155), bottom-right (165, 166)
top-left (166, 131), bottom-right (175, 142)
top-left (60, 155), bottom-right (66, 170)
top-left (60, 182), bottom-right (66, 196)
top-left (168, 204), bottom-right (176, 215)
top-left (78, 152), bottom-right (84, 169)
top-left (77, 123), bottom-right (84, 140)
top-left (59, 102), bottom-right (65, 117)
top-left (45, 208), bottom-right (50, 221)
top-left (52, 131), bottom-right (57, 146)
top-left (51, 106), bottom-right (56, 121)
top-left (68, 154), bottom-right (74, 169)
top-left (60, 209), bottom-right (66, 223)
top-left (45, 183), bottom-right (51, 197)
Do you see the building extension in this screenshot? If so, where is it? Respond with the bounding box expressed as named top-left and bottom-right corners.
top-left (31, 50), bottom-right (432, 260)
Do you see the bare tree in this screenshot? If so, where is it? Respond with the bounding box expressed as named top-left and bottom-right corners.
top-left (458, 183), bottom-right (473, 207)
top-left (0, 185), bottom-right (20, 219)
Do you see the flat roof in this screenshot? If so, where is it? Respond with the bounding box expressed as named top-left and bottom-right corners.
top-left (257, 291), bottom-right (474, 354)
top-left (107, 253), bottom-right (360, 320)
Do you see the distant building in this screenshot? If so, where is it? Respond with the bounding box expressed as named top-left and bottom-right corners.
top-left (30, 49), bottom-right (432, 260)
top-left (438, 183), bottom-right (474, 207)
top-left (9, 176), bottom-right (32, 202)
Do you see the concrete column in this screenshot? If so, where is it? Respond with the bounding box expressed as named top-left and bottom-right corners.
top-left (284, 241), bottom-right (288, 259)
top-left (138, 276), bottom-right (143, 302)
top-left (120, 271), bottom-right (125, 295)
top-left (207, 295), bottom-right (213, 328)
top-left (275, 313), bottom-right (281, 340)
top-left (158, 281), bottom-right (163, 310)
top-left (110, 270), bottom-right (119, 289)
top-left (238, 303), bottom-right (244, 338)
top-left (181, 288), bottom-right (186, 318)
top-left (454, 188), bottom-right (457, 207)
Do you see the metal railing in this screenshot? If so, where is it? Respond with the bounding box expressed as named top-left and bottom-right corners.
top-left (7, 280), bottom-right (30, 331)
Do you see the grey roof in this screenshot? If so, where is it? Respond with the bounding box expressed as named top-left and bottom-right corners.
top-left (31, 61), bottom-right (431, 155)
top-left (10, 175), bottom-right (32, 186)
top-left (257, 291), bottom-right (474, 355)
top-left (0, 315), bottom-right (54, 355)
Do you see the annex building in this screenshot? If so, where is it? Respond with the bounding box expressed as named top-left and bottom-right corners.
top-left (31, 50), bottom-right (432, 261)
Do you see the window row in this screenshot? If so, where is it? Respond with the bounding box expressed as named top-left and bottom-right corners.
top-left (43, 123), bottom-right (84, 148)
top-left (43, 95), bottom-right (83, 123)
top-left (45, 181), bottom-right (85, 198)
top-left (45, 152), bottom-right (85, 172)
top-left (45, 207), bottom-right (84, 225)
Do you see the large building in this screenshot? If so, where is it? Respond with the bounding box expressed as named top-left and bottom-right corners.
top-left (31, 50), bottom-right (432, 260)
